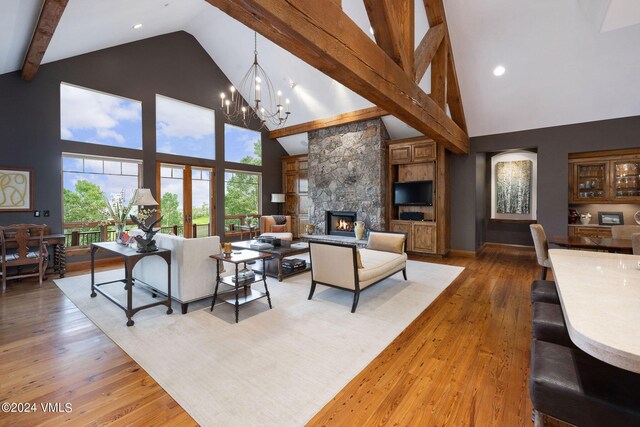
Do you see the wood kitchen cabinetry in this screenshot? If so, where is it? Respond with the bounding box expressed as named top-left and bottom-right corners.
top-left (569, 149), bottom-right (640, 204)
top-left (282, 154), bottom-right (309, 237)
top-left (387, 137), bottom-right (449, 255)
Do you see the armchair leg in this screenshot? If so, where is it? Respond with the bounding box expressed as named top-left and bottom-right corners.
top-left (351, 290), bottom-right (360, 313)
top-left (541, 266), bottom-right (548, 280)
top-left (402, 268), bottom-right (407, 280)
top-left (181, 303), bottom-right (189, 314)
top-left (308, 280), bottom-right (317, 300)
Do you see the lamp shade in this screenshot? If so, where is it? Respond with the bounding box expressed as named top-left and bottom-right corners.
top-left (271, 193), bottom-right (285, 203)
top-left (133, 188), bottom-right (158, 206)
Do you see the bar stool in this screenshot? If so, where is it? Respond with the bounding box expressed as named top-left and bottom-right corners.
top-left (531, 302), bottom-right (573, 348)
top-left (530, 280), bottom-right (560, 304)
top-left (530, 340), bottom-right (640, 427)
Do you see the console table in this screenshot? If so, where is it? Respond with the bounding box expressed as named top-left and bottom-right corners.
top-left (90, 242), bottom-right (172, 326)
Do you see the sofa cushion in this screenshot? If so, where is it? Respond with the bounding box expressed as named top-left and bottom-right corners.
top-left (260, 232), bottom-right (293, 241)
top-left (366, 232), bottom-right (405, 254)
top-left (356, 249), bottom-right (363, 269)
top-left (270, 224), bottom-right (286, 232)
top-left (358, 248), bottom-right (407, 288)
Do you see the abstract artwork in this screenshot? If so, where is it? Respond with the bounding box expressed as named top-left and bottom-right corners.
top-left (0, 168), bottom-right (33, 211)
top-left (496, 160), bottom-right (531, 214)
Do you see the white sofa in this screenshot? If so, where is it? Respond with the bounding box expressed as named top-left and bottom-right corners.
top-left (308, 231), bottom-right (408, 312)
top-left (131, 233), bottom-right (232, 313)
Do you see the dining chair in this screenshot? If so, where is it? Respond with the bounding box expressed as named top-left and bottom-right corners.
top-left (632, 233), bottom-right (640, 256)
top-left (611, 225), bottom-right (640, 240)
top-left (0, 224), bottom-right (48, 293)
top-left (530, 224), bottom-right (552, 280)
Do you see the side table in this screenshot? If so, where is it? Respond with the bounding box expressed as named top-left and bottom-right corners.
top-left (210, 250), bottom-right (272, 323)
top-left (91, 242), bottom-right (172, 326)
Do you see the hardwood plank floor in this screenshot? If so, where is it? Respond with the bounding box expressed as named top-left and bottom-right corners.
top-left (0, 245), bottom-right (545, 426)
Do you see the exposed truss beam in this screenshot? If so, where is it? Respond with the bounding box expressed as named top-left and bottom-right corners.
top-left (21, 0), bottom-right (68, 81)
top-left (413, 23), bottom-right (444, 83)
top-left (206, 0), bottom-right (468, 154)
top-left (270, 106), bottom-right (387, 139)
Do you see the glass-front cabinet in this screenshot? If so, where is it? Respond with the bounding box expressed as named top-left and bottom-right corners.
top-left (613, 161), bottom-right (640, 200)
top-left (569, 151), bottom-right (640, 204)
top-left (573, 162), bottom-right (608, 202)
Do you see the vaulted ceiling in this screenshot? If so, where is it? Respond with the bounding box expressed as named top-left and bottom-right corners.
top-left (2, 0), bottom-right (640, 155)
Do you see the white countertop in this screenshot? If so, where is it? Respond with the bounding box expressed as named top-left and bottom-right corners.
top-left (549, 249), bottom-right (640, 373)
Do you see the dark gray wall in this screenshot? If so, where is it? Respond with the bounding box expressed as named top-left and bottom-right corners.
top-left (0, 31), bottom-right (287, 237)
top-left (451, 115), bottom-right (640, 251)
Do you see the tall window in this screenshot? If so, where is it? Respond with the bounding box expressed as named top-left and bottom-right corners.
top-left (62, 154), bottom-right (141, 245)
top-left (159, 165), bottom-right (185, 235)
top-left (224, 124), bottom-right (262, 165)
top-left (224, 171), bottom-right (261, 230)
top-left (60, 83), bottom-right (142, 149)
top-left (156, 95), bottom-right (215, 160)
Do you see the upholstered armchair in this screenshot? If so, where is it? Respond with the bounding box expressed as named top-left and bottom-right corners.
top-left (259, 215), bottom-right (293, 241)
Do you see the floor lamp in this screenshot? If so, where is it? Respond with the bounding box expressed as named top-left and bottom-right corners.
top-left (271, 193), bottom-right (285, 215)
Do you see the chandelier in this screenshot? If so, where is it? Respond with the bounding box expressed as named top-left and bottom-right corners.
top-left (219, 32), bottom-right (291, 130)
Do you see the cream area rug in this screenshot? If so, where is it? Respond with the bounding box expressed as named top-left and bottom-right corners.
top-left (55, 259), bottom-right (463, 427)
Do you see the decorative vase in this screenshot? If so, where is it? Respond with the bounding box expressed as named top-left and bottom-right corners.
top-left (114, 223), bottom-right (126, 244)
top-left (354, 221), bottom-right (365, 240)
top-left (305, 224), bottom-right (315, 235)
top-left (580, 217), bottom-right (590, 225)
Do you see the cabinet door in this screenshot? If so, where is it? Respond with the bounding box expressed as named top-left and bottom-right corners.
top-left (285, 174), bottom-right (297, 194)
top-left (291, 216), bottom-right (299, 237)
top-left (298, 195), bottom-right (309, 215)
top-left (298, 216), bottom-right (309, 236)
top-left (390, 145), bottom-right (412, 165)
top-left (298, 159), bottom-right (308, 171)
top-left (412, 223), bottom-right (436, 253)
top-left (612, 160), bottom-right (640, 201)
top-left (389, 221), bottom-right (412, 252)
top-left (412, 142), bottom-right (435, 162)
top-left (573, 162), bottom-right (608, 202)
top-left (284, 159), bottom-right (298, 173)
top-left (298, 172), bottom-right (308, 193)
top-left (285, 194), bottom-right (298, 215)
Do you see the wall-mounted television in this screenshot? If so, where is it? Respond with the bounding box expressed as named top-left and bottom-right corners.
top-left (394, 180), bottom-right (433, 206)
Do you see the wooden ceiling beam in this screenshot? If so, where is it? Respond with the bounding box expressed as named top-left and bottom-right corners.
top-left (413, 23), bottom-right (444, 83)
top-left (21, 0), bottom-right (69, 81)
top-left (363, 0), bottom-right (407, 70)
top-left (396, 0), bottom-right (415, 75)
top-left (206, 0), bottom-right (468, 154)
top-left (270, 106), bottom-right (387, 139)
top-left (430, 38), bottom-right (447, 108)
top-left (423, 0), bottom-right (467, 133)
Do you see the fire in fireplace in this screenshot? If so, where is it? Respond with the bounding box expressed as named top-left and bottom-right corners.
top-left (326, 211), bottom-right (357, 237)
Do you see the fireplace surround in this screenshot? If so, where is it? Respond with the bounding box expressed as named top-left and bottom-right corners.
top-left (326, 211), bottom-right (357, 237)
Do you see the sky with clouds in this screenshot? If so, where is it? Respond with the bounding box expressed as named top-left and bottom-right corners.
top-left (224, 124), bottom-right (261, 164)
top-left (60, 83), bottom-right (142, 149)
top-left (156, 95), bottom-right (216, 160)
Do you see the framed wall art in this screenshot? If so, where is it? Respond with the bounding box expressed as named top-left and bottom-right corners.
top-left (0, 167), bottom-right (34, 211)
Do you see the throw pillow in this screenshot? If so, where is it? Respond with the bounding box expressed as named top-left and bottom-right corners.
top-left (366, 232), bottom-right (405, 254)
top-left (356, 249), bottom-right (364, 269)
top-left (271, 224), bottom-right (286, 232)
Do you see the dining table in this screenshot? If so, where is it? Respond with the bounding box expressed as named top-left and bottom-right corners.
top-left (549, 234), bottom-right (632, 253)
top-left (549, 249), bottom-right (640, 373)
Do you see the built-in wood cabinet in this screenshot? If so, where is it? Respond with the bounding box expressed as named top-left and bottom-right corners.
top-left (282, 154), bottom-right (309, 237)
top-left (387, 137), bottom-right (449, 256)
top-left (569, 149), bottom-right (640, 204)
top-left (568, 225), bottom-right (612, 238)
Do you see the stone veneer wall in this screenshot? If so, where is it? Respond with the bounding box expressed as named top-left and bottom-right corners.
top-left (308, 118), bottom-right (389, 234)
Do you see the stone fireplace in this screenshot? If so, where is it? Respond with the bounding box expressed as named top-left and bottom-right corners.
top-left (308, 119), bottom-right (388, 235)
top-left (326, 210), bottom-right (357, 236)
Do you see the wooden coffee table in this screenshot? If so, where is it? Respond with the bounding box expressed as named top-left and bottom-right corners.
top-left (210, 250), bottom-right (272, 323)
top-left (232, 240), bottom-right (310, 282)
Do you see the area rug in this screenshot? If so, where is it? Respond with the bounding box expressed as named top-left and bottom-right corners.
top-left (55, 260), bottom-right (463, 427)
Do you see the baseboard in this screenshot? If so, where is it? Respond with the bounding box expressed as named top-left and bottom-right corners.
top-left (483, 242), bottom-right (535, 250)
top-left (447, 249), bottom-right (477, 258)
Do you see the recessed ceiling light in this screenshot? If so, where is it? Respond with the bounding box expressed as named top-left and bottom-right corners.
top-left (493, 65), bottom-right (506, 76)
top-left (369, 26), bottom-right (375, 36)
top-left (133, 23), bottom-right (143, 30)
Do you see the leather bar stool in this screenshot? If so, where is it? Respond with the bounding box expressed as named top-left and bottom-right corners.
top-left (531, 280), bottom-right (560, 304)
top-left (531, 302), bottom-right (574, 348)
top-left (530, 340), bottom-right (640, 427)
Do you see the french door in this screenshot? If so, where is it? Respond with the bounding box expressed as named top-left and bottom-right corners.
top-left (157, 163), bottom-right (215, 238)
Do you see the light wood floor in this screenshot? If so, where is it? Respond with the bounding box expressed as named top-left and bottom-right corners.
top-left (0, 245), bottom-right (541, 426)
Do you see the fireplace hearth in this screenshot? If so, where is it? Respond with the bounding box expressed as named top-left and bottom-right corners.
top-left (326, 211), bottom-right (357, 237)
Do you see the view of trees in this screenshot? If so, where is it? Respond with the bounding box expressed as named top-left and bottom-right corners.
top-left (225, 140), bottom-right (261, 220)
top-left (63, 180), bottom-right (108, 224)
top-left (160, 192), bottom-right (182, 227)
